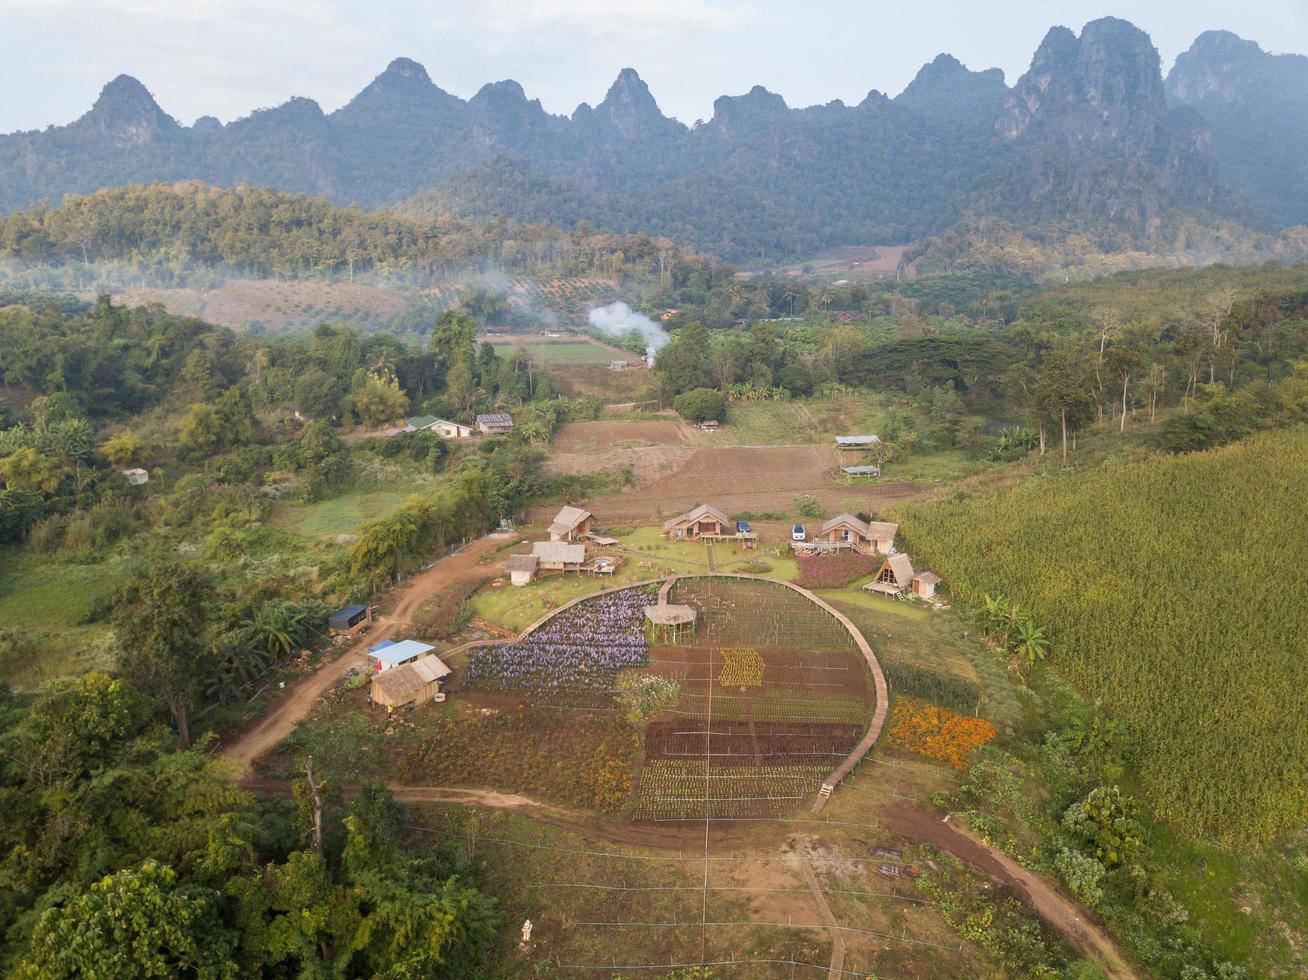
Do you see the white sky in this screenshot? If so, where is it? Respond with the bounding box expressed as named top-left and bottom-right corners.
top-left (1, 1), bottom-right (1305, 131)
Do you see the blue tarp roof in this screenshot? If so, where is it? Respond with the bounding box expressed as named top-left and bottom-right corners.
top-left (370, 639), bottom-right (435, 666)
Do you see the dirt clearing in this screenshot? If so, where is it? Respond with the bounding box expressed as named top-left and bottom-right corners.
top-left (553, 419), bottom-right (693, 452)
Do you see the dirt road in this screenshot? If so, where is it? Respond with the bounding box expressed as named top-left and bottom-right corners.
top-left (879, 802), bottom-right (1137, 979)
top-left (220, 534), bottom-right (514, 772)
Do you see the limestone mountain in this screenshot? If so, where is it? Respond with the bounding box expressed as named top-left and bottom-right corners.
top-left (1166, 31), bottom-right (1308, 226)
top-left (0, 18), bottom-right (1294, 261)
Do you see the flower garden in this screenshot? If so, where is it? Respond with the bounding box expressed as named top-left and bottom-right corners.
top-left (465, 585), bottom-right (656, 699)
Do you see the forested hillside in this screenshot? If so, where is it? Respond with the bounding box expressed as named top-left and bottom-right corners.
top-left (3, 18), bottom-right (1306, 266)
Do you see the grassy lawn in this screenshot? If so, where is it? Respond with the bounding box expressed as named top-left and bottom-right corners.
top-left (703, 393), bottom-right (888, 446)
top-left (268, 487), bottom-right (421, 538)
top-left (487, 340), bottom-right (615, 365)
top-left (472, 526), bottom-right (801, 633)
top-left (0, 550), bottom-right (125, 629)
top-left (0, 549), bottom-right (126, 688)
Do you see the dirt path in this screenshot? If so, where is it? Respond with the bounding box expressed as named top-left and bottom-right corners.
top-left (798, 849), bottom-right (847, 977)
top-left (879, 803), bottom-right (1137, 979)
top-left (220, 534), bottom-right (514, 772)
top-left (365, 784), bottom-right (1136, 978)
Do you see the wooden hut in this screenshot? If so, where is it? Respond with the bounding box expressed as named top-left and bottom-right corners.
top-left (531, 541), bottom-right (587, 571)
top-left (548, 506), bottom-right (594, 542)
top-left (911, 571), bottom-right (941, 600)
top-left (644, 604), bottom-right (698, 643)
top-left (865, 554), bottom-right (916, 596)
top-left (370, 654), bottom-right (452, 710)
top-left (819, 514), bottom-right (899, 555)
top-left (664, 505), bottom-right (737, 541)
top-left (505, 553), bottom-right (539, 586)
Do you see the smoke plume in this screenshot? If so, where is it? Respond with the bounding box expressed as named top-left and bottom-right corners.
top-left (587, 301), bottom-right (668, 357)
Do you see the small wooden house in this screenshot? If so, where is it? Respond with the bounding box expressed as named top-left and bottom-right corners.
top-left (531, 540), bottom-right (587, 571)
top-left (505, 553), bottom-right (539, 586)
top-left (663, 504), bottom-right (731, 541)
top-left (819, 514), bottom-right (899, 555)
top-left (912, 571), bottom-right (941, 600)
top-left (865, 554), bottom-right (917, 596)
top-left (476, 413), bottom-right (514, 434)
top-left (548, 506), bottom-right (594, 542)
top-left (370, 654), bottom-right (451, 709)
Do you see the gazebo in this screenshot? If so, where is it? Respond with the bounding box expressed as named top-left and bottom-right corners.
top-left (643, 603), bottom-right (698, 644)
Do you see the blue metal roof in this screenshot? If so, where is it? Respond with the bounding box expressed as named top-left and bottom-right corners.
top-left (370, 639), bottom-right (435, 666)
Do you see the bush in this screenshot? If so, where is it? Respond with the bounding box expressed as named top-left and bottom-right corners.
top-left (793, 494), bottom-right (822, 518)
top-left (673, 387), bottom-right (726, 423)
top-left (1054, 848), bottom-right (1105, 907)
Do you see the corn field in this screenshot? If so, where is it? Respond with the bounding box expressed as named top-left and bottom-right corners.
top-left (894, 426), bottom-right (1308, 846)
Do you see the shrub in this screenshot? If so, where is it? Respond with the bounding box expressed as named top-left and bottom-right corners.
top-left (1061, 785), bottom-right (1144, 867)
top-left (793, 494), bottom-right (822, 518)
top-left (673, 387), bottom-right (726, 423)
top-left (889, 697), bottom-right (996, 770)
top-left (1054, 848), bottom-right (1105, 907)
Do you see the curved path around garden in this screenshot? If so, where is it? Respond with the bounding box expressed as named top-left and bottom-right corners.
top-left (445, 572), bottom-right (890, 810)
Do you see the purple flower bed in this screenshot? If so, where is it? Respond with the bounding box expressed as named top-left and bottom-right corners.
top-left (467, 586), bottom-right (654, 694)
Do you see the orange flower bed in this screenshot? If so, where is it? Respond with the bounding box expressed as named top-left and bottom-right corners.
top-left (888, 697), bottom-right (996, 770)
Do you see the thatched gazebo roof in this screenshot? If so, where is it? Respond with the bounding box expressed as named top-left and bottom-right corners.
top-left (644, 604), bottom-right (698, 626)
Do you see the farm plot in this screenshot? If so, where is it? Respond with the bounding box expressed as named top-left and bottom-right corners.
top-left (553, 419), bottom-right (690, 453)
top-left (465, 585), bottom-right (657, 701)
top-left (630, 578), bottom-right (876, 822)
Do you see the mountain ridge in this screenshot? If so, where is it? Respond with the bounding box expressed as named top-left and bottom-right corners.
top-left (0, 18), bottom-right (1302, 261)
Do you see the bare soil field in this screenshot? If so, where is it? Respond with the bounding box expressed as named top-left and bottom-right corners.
top-left (553, 419), bottom-right (692, 453)
top-left (757, 244), bottom-right (916, 280)
top-left (570, 445), bottom-right (930, 520)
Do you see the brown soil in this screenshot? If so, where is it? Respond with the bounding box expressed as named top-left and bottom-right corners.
top-left (572, 444), bottom-right (929, 520)
top-left (553, 419), bottom-right (693, 453)
top-left (219, 533), bottom-right (516, 772)
top-left (239, 779), bottom-right (1135, 977)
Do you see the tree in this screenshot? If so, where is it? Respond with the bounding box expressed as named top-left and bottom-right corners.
top-left (654, 323), bottom-right (712, 401)
top-left (673, 387), bottom-right (726, 423)
top-left (1034, 350), bottom-right (1095, 462)
top-left (102, 431), bottom-right (143, 467)
top-left (351, 370), bottom-right (409, 427)
top-left (19, 860), bottom-right (239, 979)
top-left (1062, 786), bottom-right (1145, 867)
top-left (114, 561), bottom-right (213, 748)
top-left (26, 672), bottom-right (143, 786)
top-left (1103, 344), bottom-right (1142, 433)
top-left (0, 447), bottom-right (68, 494)
top-left (179, 403), bottom-right (224, 457)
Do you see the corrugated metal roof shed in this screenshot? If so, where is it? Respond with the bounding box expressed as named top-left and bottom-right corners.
top-left (370, 639), bottom-right (435, 667)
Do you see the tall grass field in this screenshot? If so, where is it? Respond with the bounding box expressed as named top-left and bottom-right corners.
top-left (894, 426), bottom-right (1308, 845)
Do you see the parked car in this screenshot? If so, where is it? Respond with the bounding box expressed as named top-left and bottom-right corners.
top-left (792, 523), bottom-right (807, 542)
top-left (736, 519), bottom-right (752, 534)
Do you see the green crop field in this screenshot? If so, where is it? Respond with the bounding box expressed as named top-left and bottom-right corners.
top-left (269, 488), bottom-right (419, 538)
top-left (487, 339), bottom-right (616, 365)
top-left (893, 426), bottom-right (1308, 845)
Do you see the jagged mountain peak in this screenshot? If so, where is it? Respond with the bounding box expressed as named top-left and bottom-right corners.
top-left (1000, 17), bottom-right (1165, 144)
top-left (74, 74), bottom-right (177, 147)
top-left (578, 67), bottom-right (683, 141)
top-left (895, 52), bottom-right (1007, 131)
top-left (380, 57), bottom-right (433, 85)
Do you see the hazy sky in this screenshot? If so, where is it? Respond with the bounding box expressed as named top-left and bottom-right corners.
top-left (2, 1), bottom-right (1306, 132)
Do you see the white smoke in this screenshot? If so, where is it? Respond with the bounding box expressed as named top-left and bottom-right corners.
top-left (587, 301), bottom-right (669, 359)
